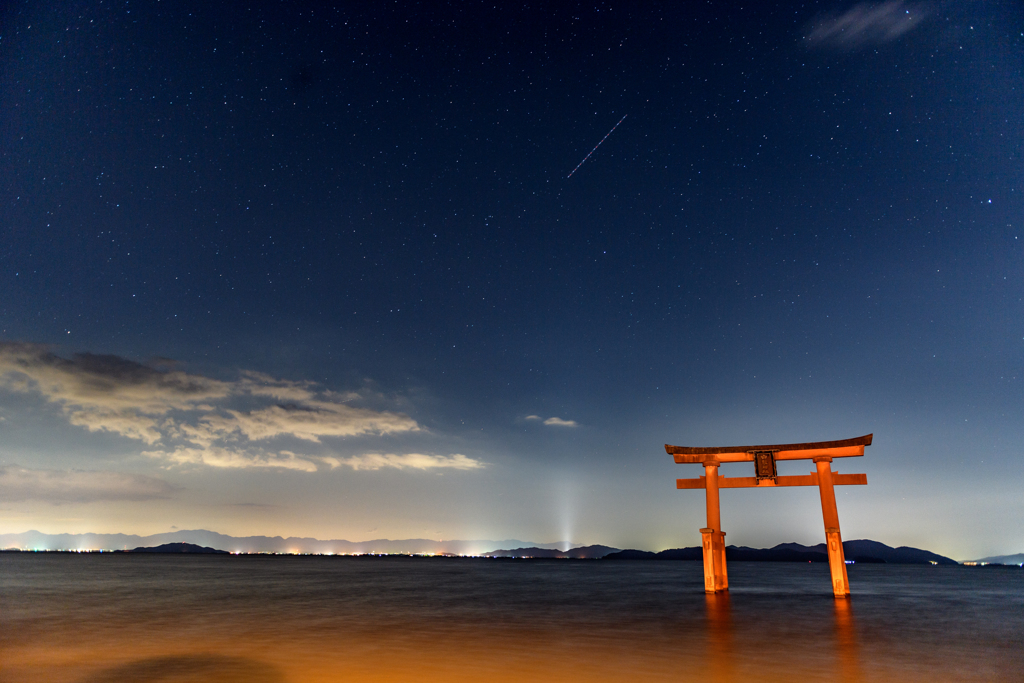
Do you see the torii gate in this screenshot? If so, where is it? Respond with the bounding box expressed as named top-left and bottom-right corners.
top-left (668, 434), bottom-right (871, 598)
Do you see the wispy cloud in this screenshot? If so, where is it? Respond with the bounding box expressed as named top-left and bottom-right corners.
top-left (0, 343), bottom-right (230, 444)
top-left (0, 344), bottom-right (233, 411)
top-left (323, 453), bottom-right (485, 471)
top-left (144, 446), bottom-right (321, 472)
top-left (526, 414), bottom-right (578, 427)
top-left (0, 465), bottom-right (175, 503)
top-left (194, 401), bottom-right (418, 444)
top-left (805, 1), bottom-right (928, 49)
top-left (236, 370), bottom-right (319, 402)
top-left (0, 342), bottom-right (435, 473)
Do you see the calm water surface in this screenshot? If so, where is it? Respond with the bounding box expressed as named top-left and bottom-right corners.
top-left (1, 554), bottom-right (1021, 682)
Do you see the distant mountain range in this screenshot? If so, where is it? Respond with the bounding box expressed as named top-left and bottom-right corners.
top-left (0, 529), bottom-right (566, 556)
top-left (605, 540), bottom-right (957, 565)
top-left (1, 530), bottom-right (966, 564)
top-left (971, 553), bottom-right (1024, 565)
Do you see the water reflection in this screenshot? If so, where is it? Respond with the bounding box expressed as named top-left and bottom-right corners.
top-left (703, 591), bottom-right (861, 682)
top-left (704, 592), bottom-right (734, 682)
top-left (833, 598), bottom-right (862, 682)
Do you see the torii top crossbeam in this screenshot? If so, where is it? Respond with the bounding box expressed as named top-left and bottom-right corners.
top-left (666, 434), bottom-right (873, 463)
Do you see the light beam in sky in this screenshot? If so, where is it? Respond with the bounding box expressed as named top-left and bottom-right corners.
top-left (566, 114), bottom-right (627, 178)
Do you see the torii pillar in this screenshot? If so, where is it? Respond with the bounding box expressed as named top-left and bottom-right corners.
top-left (669, 435), bottom-right (871, 598)
top-left (700, 459), bottom-right (728, 592)
top-left (815, 456), bottom-right (850, 597)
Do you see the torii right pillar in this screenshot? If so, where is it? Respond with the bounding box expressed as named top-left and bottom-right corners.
top-left (815, 456), bottom-right (850, 597)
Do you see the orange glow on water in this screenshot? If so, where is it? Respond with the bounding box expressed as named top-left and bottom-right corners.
top-left (0, 596), bottom-right (916, 683)
top-left (2, 556), bottom-right (1021, 682)
top-left (1, 626), bottom-right (850, 682)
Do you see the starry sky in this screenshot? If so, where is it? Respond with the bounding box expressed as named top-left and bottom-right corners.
top-left (1, 1), bottom-right (1021, 560)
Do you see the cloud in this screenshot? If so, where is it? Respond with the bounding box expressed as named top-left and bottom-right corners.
top-left (0, 343), bottom-right (231, 414)
top-left (0, 465), bottom-right (175, 503)
top-left (324, 453), bottom-right (485, 471)
top-left (804, 1), bottom-right (928, 49)
top-left (1, 343), bottom-right (483, 477)
top-left (144, 447), bottom-right (320, 472)
top-left (236, 370), bottom-right (317, 402)
top-left (141, 447), bottom-right (483, 473)
top-left (0, 343), bottom-right (424, 469)
top-left (196, 401), bottom-right (419, 443)
top-left (0, 342), bottom-right (230, 444)
top-left (525, 414), bottom-right (577, 427)
top-left (66, 409), bottom-right (165, 444)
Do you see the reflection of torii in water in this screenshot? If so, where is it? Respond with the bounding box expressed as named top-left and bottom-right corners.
top-left (668, 434), bottom-right (871, 597)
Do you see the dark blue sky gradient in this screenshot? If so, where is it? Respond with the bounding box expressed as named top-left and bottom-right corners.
top-left (1, 1), bottom-right (1022, 558)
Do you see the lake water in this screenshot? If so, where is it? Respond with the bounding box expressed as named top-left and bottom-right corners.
top-left (1, 554), bottom-right (1021, 682)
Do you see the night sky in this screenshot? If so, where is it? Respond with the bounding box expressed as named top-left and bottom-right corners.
top-left (1, 1), bottom-right (1022, 560)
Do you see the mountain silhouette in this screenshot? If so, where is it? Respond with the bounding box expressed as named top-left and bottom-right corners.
top-left (604, 539), bottom-right (956, 564)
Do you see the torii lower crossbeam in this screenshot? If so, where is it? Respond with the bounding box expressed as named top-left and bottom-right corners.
top-left (667, 434), bottom-right (871, 598)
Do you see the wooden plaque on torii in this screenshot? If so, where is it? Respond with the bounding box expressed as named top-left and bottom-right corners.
top-left (667, 434), bottom-right (871, 598)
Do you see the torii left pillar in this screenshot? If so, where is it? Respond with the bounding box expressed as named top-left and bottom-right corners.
top-left (701, 460), bottom-right (728, 593)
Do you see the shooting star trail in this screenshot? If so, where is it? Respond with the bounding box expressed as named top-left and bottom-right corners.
top-left (567, 114), bottom-right (627, 179)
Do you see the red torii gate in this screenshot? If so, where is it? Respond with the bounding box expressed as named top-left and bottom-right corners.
top-left (667, 434), bottom-right (871, 598)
